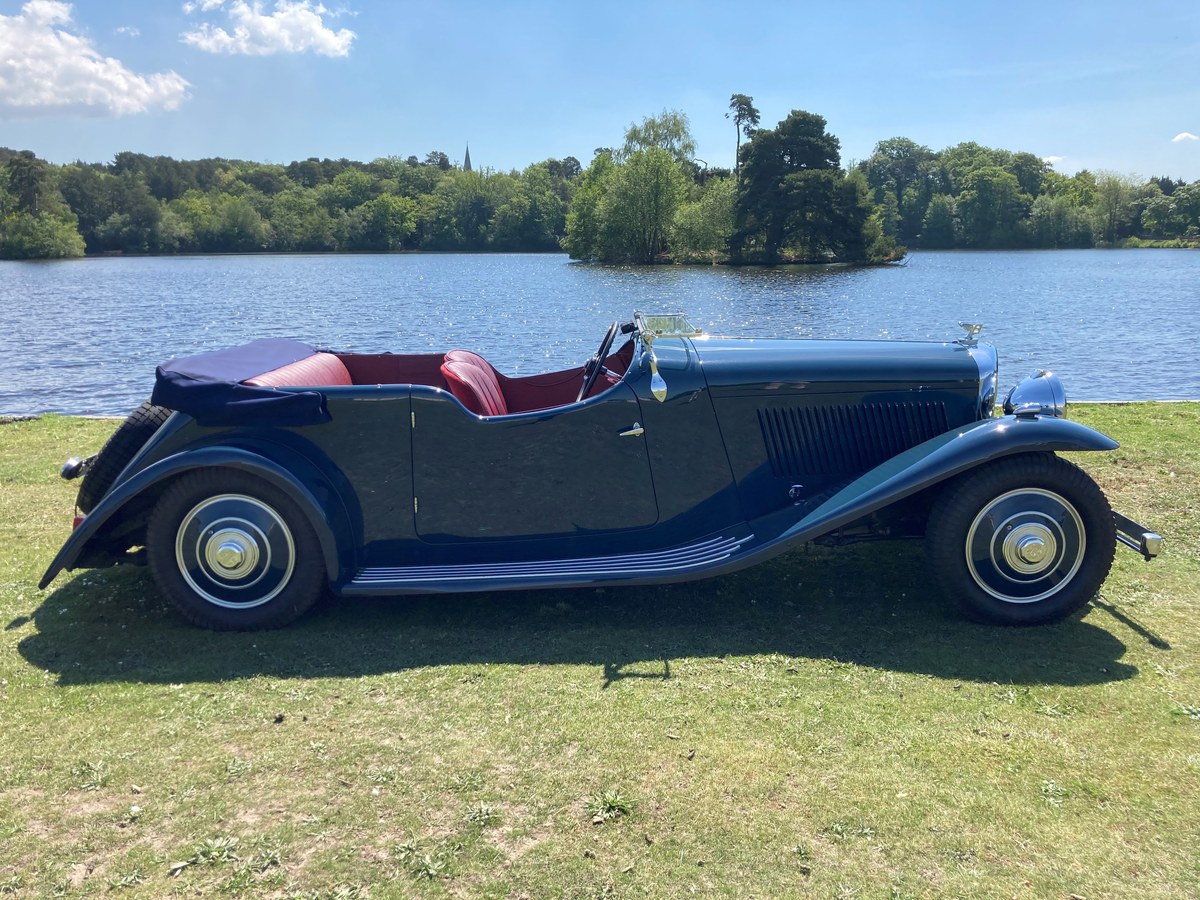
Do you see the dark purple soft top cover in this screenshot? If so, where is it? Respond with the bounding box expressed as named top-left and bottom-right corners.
top-left (150, 338), bottom-right (332, 426)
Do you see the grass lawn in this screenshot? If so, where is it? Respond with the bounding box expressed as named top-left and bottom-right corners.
top-left (1, 405), bottom-right (1197, 899)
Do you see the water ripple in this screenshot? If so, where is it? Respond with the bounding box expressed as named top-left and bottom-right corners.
top-left (2, 249), bottom-right (1197, 416)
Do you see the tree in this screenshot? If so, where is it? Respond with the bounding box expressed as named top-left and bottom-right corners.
top-left (556, 156), bottom-right (583, 179)
top-left (321, 168), bottom-right (376, 212)
top-left (59, 164), bottom-right (117, 252)
top-left (346, 194), bottom-right (417, 250)
top-left (424, 150), bottom-right (451, 171)
top-left (860, 138), bottom-right (938, 242)
top-left (671, 177), bottom-right (736, 262)
top-left (237, 164), bottom-right (289, 197)
top-left (1, 151), bottom-right (85, 258)
top-left (0, 210), bottom-right (85, 259)
top-left (731, 109), bottom-right (842, 263)
top-left (920, 194), bottom-right (958, 248)
top-left (955, 167), bottom-right (1031, 248)
top-left (286, 158), bottom-right (326, 188)
top-left (597, 148), bottom-right (688, 262)
top-left (209, 194), bottom-right (269, 252)
top-left (1150, 176), bottom-right (1185, 197)
top-left (96, 172), bottom-right (163, 253)
top-left (1172, 181), bottom-right (1200, 235)
top-left (727, 94), bottom-right (760, 177)
top-left (491, 163), bottom-right (567, 251)
top-left (1029, 194), bottom-right (1092, 248)
top-left (5, 151), bottom-right (48, 214)
top-left (1008, 152), bottom-right (1049, 199)
top-left (563, 148), bottom-right (686, 263)
top-left (419, 171), bottom-right (497, 250)
top-left (267, 188), bottom-right (337, 251)
top-left (619, 110), bottom-right (697, 167)
top-left (1091, 172), bottom-right (1140, 244)
top-left (388, 161), bottom-right (445, 199)
top-left (939, 142), bottom-right (1011, 195)
top-left (563, 152), bottom-right (615, 261)
top-left (1043, 169), bottom-right (1098, 207)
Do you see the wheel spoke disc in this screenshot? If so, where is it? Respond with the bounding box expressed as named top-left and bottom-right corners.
top-left (175, 494), bottom-right (295, 608)
top-left (965, 488), bottom-right (1085, 603)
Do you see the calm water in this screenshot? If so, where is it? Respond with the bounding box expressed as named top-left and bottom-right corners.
top-left (1, 249), bottom-right (1197, 415)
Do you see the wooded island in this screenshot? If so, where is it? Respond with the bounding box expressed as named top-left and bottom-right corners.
top-left (2, 97), bottom-right (1198, 262)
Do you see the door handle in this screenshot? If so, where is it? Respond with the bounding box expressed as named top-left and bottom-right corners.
top-left (619, 422), bottom-right (645, 437)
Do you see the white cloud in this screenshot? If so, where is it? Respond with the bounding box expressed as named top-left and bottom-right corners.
top-left (182, 0), bottom-right (227, 13)
top-left (0, 1), bottom-right (188, 117)
top-left (1171, 132), bottom-right (1198, 143)
top-left (115, 25), bottom-right (140, 37)
top-left (1043, 155), bottom-right (1066, 165)
top-left (181, 1), bottom-right (356, 57)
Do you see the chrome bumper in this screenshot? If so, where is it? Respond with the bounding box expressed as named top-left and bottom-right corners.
top-left (1113, 511), bottom-right (1162, 561)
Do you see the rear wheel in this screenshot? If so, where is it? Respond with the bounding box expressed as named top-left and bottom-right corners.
top-left (927, 453), bottom-right (1115, 625)
top-left (147, 470), bottom-right (324, 630)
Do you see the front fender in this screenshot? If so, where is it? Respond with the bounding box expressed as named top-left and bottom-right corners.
top-left (771, 414), bottom-right (1118, 545)
top-left (39, 446), bottom-right (347, 590)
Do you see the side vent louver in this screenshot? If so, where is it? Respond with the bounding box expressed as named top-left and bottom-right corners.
top-left (759, 402), bottom-right (950, 479)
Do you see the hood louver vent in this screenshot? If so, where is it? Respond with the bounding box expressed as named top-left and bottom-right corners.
top-left (759, 401), bottom-right (949, 479)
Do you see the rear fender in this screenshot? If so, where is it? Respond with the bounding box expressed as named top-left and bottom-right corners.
top-left (39, 446), bottom-right (350, 590)
top-left (773, 414), bottom-right (1118, 545)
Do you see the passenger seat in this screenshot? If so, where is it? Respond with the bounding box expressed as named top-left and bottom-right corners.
top-left (440, 350), bottom-right (509, 416)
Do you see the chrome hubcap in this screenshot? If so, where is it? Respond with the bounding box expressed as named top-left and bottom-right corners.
top-left (1002, 523), bottom-right (1057, 574)
top-left (175, 494), bottom-right (294, 609)
top-left (206, 529), bottom-right (260, 577)
top-left (965, 488), bottom-right (1085, 604)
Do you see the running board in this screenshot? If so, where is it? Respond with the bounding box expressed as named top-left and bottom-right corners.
top-left (340, 531), bottom-right (756, 595)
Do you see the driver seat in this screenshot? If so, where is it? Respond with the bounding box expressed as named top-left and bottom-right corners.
top-left (440, 350), bottom-right (509, 416)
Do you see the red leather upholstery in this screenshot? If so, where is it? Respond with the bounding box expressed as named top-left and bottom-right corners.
top-left (441, 350), bottom-right (509, 416)
top-left (245, 352), bottom-right (353, 387)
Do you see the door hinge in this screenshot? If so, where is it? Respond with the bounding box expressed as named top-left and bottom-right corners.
top-left (413, 496), bottom-right (419, 514)
top-left (411, 411), bottom-right (416, 428)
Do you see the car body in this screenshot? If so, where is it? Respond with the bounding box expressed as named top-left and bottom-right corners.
top-left (42, 313), bottom-right (1160, 629)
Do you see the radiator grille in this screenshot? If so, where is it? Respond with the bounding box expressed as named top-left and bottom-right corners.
top-left (759, 401), bottom-right (950, 478)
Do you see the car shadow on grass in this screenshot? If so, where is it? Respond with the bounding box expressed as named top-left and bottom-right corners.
top-left (19, 542), bottom-right (1139, 688)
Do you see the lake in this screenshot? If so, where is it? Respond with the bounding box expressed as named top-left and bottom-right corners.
top-left (2, 249), bottom-right (1198, 416)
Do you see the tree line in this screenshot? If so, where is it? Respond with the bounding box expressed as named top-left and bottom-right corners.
top-left (859, 137), bottom-right (1200, 250)
top-left (2, 98), bottom-right (1198, 262)
top-left (0, 148), bottom-right (579, 260)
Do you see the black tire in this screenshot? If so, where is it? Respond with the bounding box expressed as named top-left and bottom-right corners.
top-left (76, 400), bottom-right (173, 513)
top-left (146, 469), bottom-right (325, 630)
top-left (927, 453), bottom-right (1115, 625)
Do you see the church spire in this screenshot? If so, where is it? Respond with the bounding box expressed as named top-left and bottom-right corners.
top-left (463, 143), bottom-right (472, 172)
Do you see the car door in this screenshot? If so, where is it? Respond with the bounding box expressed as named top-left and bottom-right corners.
top-left (410, 383), bottom-right (658, 543)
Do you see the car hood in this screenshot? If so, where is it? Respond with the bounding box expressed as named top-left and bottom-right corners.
top-left (688, 336), bottom-right (988, 398)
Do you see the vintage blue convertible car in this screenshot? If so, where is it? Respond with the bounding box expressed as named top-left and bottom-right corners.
top-left (42, 313), bottom-right (1159, 630)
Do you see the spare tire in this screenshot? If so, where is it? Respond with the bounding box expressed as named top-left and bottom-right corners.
top-left (76, 400), bottom-right (173, 514)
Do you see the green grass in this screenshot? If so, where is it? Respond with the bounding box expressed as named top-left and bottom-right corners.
top-left (1, 406), bottom-right (1197, 899)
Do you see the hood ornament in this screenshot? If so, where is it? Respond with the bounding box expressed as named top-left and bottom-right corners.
top-left (956, 322), bottom-right (984, 347)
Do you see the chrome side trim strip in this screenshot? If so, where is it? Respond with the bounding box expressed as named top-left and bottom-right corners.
top-left (350, 533), bottom-right (752, 585)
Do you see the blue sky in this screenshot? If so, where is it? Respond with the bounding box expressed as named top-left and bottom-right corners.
top-left (2, 0), bottom-right (1198, 180)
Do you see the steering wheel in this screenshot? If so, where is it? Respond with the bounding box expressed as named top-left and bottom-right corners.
top-left (577, 321), bottom-right (620, 402)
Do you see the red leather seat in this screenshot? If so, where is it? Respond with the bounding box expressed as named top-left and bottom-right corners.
top-left (440, 350), bottom-right (509, 416)
top-left (244, 352), bottom-right (353, 387)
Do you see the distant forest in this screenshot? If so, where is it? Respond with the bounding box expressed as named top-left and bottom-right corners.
top-left (2, 97), bottom-right (1198, 263)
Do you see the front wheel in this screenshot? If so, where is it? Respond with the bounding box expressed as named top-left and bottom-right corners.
top-left (147, 470), bottom-right (325, 630)
top-left (926, 453), bottom-right (1115, 625)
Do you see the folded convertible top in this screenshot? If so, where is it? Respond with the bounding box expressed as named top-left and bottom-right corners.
top-left (150, 338), bottom-right (332, 426)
